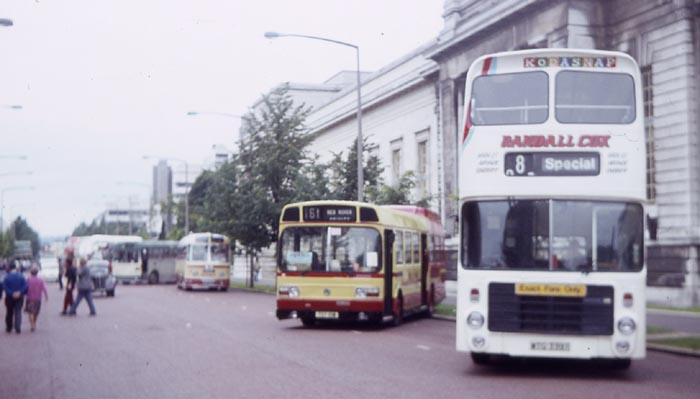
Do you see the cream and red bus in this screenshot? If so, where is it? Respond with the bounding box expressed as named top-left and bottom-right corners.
top-left (457, 49), bottom-right (646, 368)
top-left (276, 200), bottom-right (446, 326)
top-left (176, 232), bottom-right (231, 291)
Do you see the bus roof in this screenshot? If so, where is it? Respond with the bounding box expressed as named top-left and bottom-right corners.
top-left (136, 240), bottom-right (179, 249)
top-left (281, 201), bottom-right (445, 235)
top-left (178, 232), bottom-right (229, 246)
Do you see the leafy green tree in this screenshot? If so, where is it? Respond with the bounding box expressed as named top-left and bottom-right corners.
top-left (328, 139), bottom-right (383, 201)
top-left (366, 171), bottom-right (416, 205)
top-left (180, 169), bottom-right (216, 234)
top-left (0, 231), bottom-right (15, 258)
top-left (9, 217), bottom-right (40, 257)
top-left (293, 155), bottom-right (332, 202)
top-left (232, 85), bottom-right (314, 252)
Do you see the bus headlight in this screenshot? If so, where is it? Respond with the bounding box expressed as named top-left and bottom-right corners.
top-left (279, 286), bottom-right (300, 297)
top-left (616, 341), bottom-right (631, 354)
top-left (467, 311), bottom-right (485, 329)
top-left (617, 317), bottom-right (636, 335)
top-left (355, 287), bottom-right (380, 298)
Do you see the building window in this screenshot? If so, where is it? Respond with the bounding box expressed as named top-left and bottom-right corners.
top-left (642, 65), bottom-right (656, 201)
top-left (391, 139), bottom-right (402, 185)
top-left (416, 131), bottom-right (429, 199)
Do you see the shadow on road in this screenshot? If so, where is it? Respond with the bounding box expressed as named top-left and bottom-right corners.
top-left (466, 357), bottom-right (641, 381)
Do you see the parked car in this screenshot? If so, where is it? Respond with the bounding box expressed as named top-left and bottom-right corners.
top-left (87, 260), bottom-right (117, 297)
top-left (39, 257), bottom-right (60, 282)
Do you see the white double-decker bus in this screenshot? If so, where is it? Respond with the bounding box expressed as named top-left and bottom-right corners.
top-left (457, 49), bottom-right (646, 369)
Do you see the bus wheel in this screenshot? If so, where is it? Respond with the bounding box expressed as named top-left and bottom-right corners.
top-left (393, 294), bottom-right (404, 326)
top-left (425, 286), bottom-right (435, 318)
top-left (300, 317), bottom-right (315, 327)
top-left (471, 352), bottom-right (490, 366)
top-left (610, 359), bottom-right (631, 370)
top-left (148, 272), bottom-right (159, 285)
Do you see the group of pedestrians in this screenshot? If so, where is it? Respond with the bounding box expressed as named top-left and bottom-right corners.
top-left (1, 254), bottom-right (97, 334)
top-left (1, 261), bottom-right (48, 333)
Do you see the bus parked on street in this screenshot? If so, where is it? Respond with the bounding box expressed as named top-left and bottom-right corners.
top-left (176, 233), bottom-right (231, 291)
top-left (457, 49), bottom-right (646, 369)
top-left (136, 240), bottom-right (179, 284)
top-left (276, 200), bottom-right (447, 326)
top-left (105, 241), bottom-right (143, 284)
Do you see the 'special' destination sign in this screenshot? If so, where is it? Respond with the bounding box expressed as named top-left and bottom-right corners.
top-left (303, 205), bottom-right (356, 222)
top-left (504, 152), bottom-right (600, 177)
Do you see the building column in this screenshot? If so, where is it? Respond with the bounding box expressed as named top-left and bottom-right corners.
top-left (438, 77), bottom-right (459, 238)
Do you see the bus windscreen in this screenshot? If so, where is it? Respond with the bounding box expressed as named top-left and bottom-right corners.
top-left (462, 200), bottom-right (643, 272)
top-left (279, 226), bottom-right (381, 273)
top-left (470, 71), bottom-right (548, 125)
top-left (556, 71), bottom-right (635, 124)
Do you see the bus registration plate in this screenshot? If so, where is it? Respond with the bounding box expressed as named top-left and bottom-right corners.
top-left (515, 284), bottom-right (586, 297)
top-left (530, 342), bottom-right (570, 352)
top-left (315, 311), bottom-right (339, 319)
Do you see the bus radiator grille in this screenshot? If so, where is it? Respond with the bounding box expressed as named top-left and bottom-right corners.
top-left (487, 283), bottom-right (614, 335)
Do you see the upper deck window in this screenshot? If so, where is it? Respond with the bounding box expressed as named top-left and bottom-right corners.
top-left (556, 71), bottom-right (635, 124)
top-left (470, 71), bottom-right (548, 125)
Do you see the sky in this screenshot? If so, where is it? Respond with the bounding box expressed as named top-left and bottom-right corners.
top-left (0, 0), bottom-right (444, 238)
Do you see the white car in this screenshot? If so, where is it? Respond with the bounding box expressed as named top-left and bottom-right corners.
top-left (39, 257), bottom-right (60, 282)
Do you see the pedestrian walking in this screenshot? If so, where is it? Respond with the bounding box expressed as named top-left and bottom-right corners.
top-left (68, 258), bottom-right (96, 316)
top-left (62, 257), bottom-right (76, 315)
top-left (25, 267), bottom-right (48, 332)
top-left (3, 261), bottom-right (27, 334)
top-left (57, 256), bottom-right (64, 290)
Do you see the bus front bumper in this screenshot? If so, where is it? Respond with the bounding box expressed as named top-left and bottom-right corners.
top-left (183, 278), bottom-right (230, 289)
top-left (276, 298), bottom-right (384, 321)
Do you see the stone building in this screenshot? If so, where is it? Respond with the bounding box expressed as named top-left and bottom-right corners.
top-left (253, 0), bottom-right (700, 304)
top-left (426, 0), bottom-right (700, 305)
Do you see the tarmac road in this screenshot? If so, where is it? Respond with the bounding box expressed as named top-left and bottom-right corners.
top-left (2, 284), bottom-right (699, 399)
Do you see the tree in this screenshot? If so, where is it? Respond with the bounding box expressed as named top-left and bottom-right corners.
top-left (199, 85), bottom-right (315, 286)
top-left (180, 169), bottom-right (216, 234)
top-left (8, 217), bottom-right (40, 257)
top-left (366, 171), bottom-right (416, 205)
top-left (328, 139), bottom-right (383, 201)
top-left (293, 155), bottom-right (332, 202)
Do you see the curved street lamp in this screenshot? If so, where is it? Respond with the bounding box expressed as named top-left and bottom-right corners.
top-left (264, 31), bottom-right (365, 201)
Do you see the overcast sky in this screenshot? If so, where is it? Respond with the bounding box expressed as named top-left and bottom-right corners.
top-left (0, 0), bottom-right (443, 237)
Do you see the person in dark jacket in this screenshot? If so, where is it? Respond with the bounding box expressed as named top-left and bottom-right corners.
top-left (67, 258), bottom-right (96, 316)
top-left (62, 257), bottom-right (77, 315)
top-left (3, 261), bottom-right (28, 333)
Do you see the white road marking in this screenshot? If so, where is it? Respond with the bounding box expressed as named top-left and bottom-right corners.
top-left (267, 312), bottom-right (274, 317)
top-left (351, 330), bottom-right (362, 335)
top-left (185, 322), bottom-right (192, 329)
top-left (416, 345), bottom-right (430, 351)
top-left (241, 305), bottom-right (248, 311)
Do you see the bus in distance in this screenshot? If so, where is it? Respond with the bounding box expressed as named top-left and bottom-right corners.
top-left (176, 232), bottom-right (231, 291)
top-left (457, 49), bottom-right (646, 369)
top-left (276, 201), bottom-right (447, 326)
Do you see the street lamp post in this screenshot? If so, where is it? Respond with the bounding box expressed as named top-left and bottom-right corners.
top-left (264, 31), bottom-right (364, 201)
top-left (1, 186), bottom-right (34, 231)
top-left (117, 181), bottom-right (151, 236)
top-left (143, 156), bottom-right (190, 234)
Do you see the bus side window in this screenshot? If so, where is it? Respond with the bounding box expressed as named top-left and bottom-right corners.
top-left (412, 232), bottom-right (420, 264)
top-left (404, 232), bottom-right (412, 264)
top-left (395, 231), bottom-right (404, 265)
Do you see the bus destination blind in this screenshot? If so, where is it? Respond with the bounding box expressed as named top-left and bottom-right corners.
top-left (504, 152), bottom-right (600, 177)
top-left (303, 205), bottom-right (356, 222)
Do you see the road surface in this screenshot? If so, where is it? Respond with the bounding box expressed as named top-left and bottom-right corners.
top-left (2, 284), bottom-right (699, 399)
